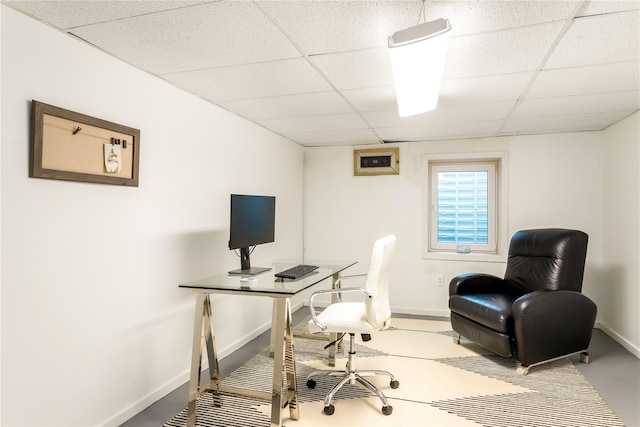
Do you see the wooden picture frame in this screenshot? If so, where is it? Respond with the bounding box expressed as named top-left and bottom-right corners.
top-left (354, 147), bottom-right (400, 176)
top-left (30, 100), bottom-right (140, 187)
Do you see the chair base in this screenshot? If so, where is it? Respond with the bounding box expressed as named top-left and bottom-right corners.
top-left (515, 350), bottom-right (591, 376)
top-left (305, 333), bottom-right (399, 415)
top-left (453, 331), bottom-right (460, 344)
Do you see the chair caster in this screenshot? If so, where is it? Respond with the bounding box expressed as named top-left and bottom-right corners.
top-left (323, 404), bottom-right (335, 415)
top-left (390, 379), bottom-right (399, 389)
top-left (306, 378), bottom-right (316, 389)
top-left (382, 405), bottom-right (393, 415)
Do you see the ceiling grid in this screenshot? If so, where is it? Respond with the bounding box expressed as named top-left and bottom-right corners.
top-left (4, 0), bottom-right (639, 146)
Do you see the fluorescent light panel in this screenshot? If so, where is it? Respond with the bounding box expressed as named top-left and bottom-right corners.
top-left (389, 18), bottom-right (451, 117)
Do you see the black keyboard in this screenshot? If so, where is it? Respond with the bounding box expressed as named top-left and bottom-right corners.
top-left (275, 264), bottom-right (319, 280)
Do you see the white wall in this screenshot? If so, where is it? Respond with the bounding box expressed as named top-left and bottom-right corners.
top-left (507, 132), bottom-right (604, 301)
top-left (0, 5), bottom-right (4, 425)
top-left (305, 133), bottom-right (604, 318)
top-left (1, 6), bottom-right (304, 426)
top-left (601, 112), bottom-right (640, 357)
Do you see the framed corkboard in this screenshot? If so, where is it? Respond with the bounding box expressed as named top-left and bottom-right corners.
top-left (30, 100), bottom-right (140, 186)
top-left (354, 147), bottom-right (399, 176)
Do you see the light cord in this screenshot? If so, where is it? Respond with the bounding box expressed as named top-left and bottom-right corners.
top-left (417, 0), bottom-right (427, 25)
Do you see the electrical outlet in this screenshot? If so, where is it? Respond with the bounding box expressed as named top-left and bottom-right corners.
top-left (436, 275), bottom-right (444, 286)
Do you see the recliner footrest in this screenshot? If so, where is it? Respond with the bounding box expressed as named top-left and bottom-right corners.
top-left (451, 313), bottom-right (513, 357)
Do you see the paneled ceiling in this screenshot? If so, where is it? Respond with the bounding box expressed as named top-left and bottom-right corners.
top-left (5, 0), bottom-right (639, 146)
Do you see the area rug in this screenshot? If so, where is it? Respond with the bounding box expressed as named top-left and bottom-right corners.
top-left (165, 317), bottom-right (624, 427)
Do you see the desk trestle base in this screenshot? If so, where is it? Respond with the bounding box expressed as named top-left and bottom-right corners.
top-left (187, 294), bottom-right (299, 427)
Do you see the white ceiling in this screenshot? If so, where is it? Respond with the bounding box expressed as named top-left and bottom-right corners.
top-left (5, 0), bottom-right (640, 146)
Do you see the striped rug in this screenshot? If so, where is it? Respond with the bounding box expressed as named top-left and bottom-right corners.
top-left (165, 317), bottom-right (624, 427)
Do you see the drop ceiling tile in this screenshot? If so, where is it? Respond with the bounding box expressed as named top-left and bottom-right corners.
top-left (341, 86), bottom-right (398, 113)
top-left (579, 1), bottom-right (639, 17)
top-left (528, 61), bottom-right (640, 98)
top-left (512, 91), bottom-right (640, 118)
top-left (265, 0), bottom-right (579, 48)
top-left (70, 2), bottom-right (300, 74)
top-left (286, 129), bottom-right (381, 146)
top-left (444, 21), bottom-right (566, 78)
top-left (362, 110), bottom-right (413, 129)
top-left (162, 58), bottom-right (332, 102)
top-left (3, 1), bottom-right (205, 29)
top-left (363, 101), bottom-right (515, 128)
top-left (423, 1), bottom-right (578, 36)
top-left (439, 72), bottom-right (534, 106)
top-left (259, 0), bottom-right (578, 57)
top-left (341, 73), bottom-right (534, 114)
top-left (500, 111), bottom-right (633, 134)
top-left (545, 11), bottom-right (640, 69)
top-left (310, 48), bottom-right (393, 90)
top-left (218, 92), bottom-right (354, 121)
top-left (375, 120), bottom-right (503, 142)
top-left (258, 113), bottom-right (368, 134)
top-left (258, 1), bottom-right (418, 54)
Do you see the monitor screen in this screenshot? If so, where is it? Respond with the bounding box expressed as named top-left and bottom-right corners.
top-left (229, 194), bottom-right (275, 250)
top-left (228, 194), bottom-right (275, 275)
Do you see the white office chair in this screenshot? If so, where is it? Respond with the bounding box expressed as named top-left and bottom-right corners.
top-left (305, 235), bottom-right (399, 416)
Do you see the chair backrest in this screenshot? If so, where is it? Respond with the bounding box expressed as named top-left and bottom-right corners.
top-left (364, 235), bottom-right (396, 329)
top-left (504, 228), bottom-right (588, 294)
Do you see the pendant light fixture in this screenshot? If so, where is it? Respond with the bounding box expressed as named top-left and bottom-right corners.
top-left (388, 1), bottom-right (451, 117)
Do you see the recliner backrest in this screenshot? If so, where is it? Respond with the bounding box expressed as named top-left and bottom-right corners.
top-left (364, 235), bottom-right (396, 329)
top-left (504, 228), bottom-right (588, 294)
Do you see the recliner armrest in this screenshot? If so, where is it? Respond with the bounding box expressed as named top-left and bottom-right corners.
top-left (449, 273), bottom-right (505, 296)
top-left (512, 290), bottom-right (597, 323)
top-left (512, 290), bottom-right (597, 366)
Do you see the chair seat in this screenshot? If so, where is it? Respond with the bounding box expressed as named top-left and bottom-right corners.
top-left (449, 293), bottom-right (519, 334)
top-left (308, 302), bottom-right (379, 334)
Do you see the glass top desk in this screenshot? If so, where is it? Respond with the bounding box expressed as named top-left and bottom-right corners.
top-left (179, 259), bottom-right (357, 427)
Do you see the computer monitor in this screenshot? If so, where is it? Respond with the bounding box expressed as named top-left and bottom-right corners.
top-left (228, 194), bottom-right (275, 275)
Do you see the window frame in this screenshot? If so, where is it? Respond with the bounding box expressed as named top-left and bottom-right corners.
top-left (429, 161), bottom-right (498, 253)
top-left (422, 152), bottom-right (509, 263)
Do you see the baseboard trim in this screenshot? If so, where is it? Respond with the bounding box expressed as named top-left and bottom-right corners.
top-left (101, 369), bottom-right (190, 427)
top-left (595, 321), bottom-right (640, 359)
top-left (391, 306), bottom-right (451, 318)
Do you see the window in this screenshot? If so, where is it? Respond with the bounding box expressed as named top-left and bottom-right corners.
top-left (423, 154), bottom-right (507, 260)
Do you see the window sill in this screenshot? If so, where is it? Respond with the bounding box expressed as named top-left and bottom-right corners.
top-left (423, 251), bottom-right (507, 263)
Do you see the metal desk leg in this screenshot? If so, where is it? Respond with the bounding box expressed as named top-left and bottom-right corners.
top-left (327, 272), bottom-right (344, 367)
top-left (270, 298), bottom-right (299, 427)
top-left (269, 299), bottom-right (277, 356)
top-left (283, 299), bottom-right (299, 422)
top-left (187, 293), bottom-right (220, 427)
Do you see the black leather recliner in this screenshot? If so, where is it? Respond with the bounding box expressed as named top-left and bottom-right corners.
top-left (449, 228), bottom-right (597, 375)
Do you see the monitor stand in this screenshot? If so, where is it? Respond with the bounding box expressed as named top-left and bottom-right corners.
top-left (228, 247), bottom-right (271, 275)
